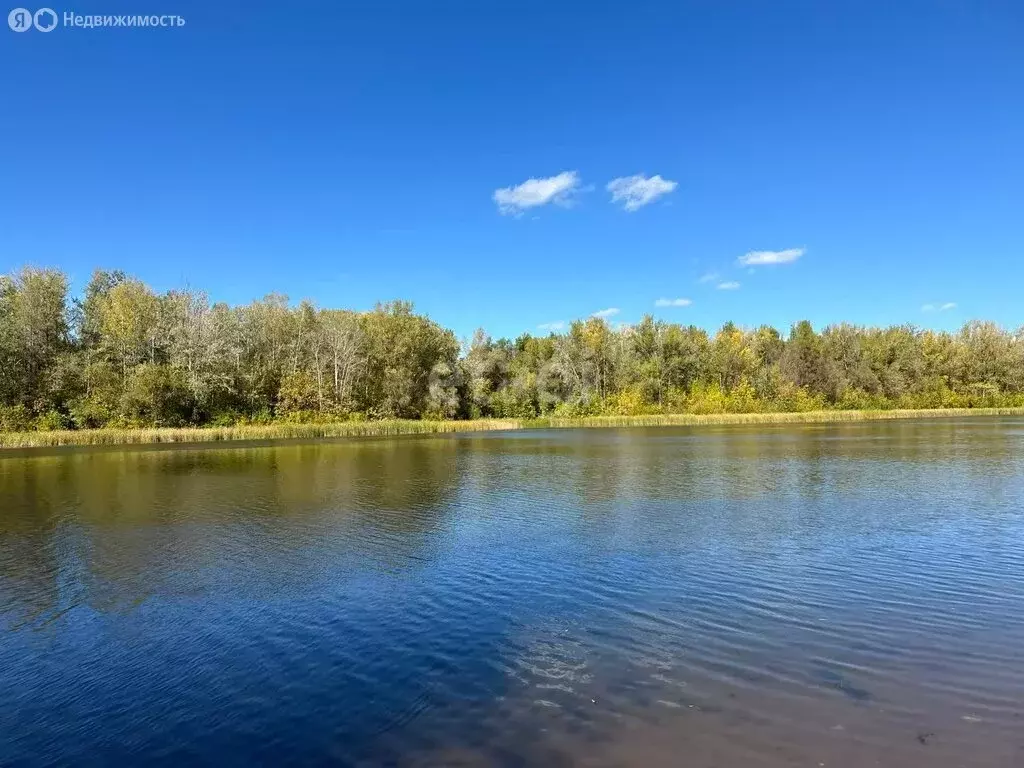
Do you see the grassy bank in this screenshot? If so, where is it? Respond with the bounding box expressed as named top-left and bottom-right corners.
top-left (0, 419), bottom-right (522, 449)
top-left (1, 408), bottom-right (1022, 450)
top-left (527, 407), bottom-right (1024, 429)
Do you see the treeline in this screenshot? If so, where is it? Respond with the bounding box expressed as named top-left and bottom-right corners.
top-left (1, 266), bottom-right (1023, 431)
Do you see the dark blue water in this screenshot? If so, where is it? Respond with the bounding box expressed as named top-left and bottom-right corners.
top-left (2, 419), bottom-right (1023, 766)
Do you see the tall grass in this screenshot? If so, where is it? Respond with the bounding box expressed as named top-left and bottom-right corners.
top-left (528, 408), bottom-right (1024, 429)
top-left (1, 408), bottom-right (1021, 449)
top-left (0, 419), bottom-right (522, 449)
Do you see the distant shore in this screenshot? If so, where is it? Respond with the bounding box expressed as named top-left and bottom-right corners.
top-left (1, 408), bottom-right (1022, 450)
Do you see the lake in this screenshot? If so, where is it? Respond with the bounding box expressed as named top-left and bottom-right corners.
top-left (2, 419), bottom-right (1023, 766)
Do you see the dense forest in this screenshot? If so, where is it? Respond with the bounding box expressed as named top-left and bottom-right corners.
top-left (1, 266), bottom-right (1022, 431)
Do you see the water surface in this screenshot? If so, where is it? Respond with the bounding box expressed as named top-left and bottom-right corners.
top-left (2, 419), bottom-right (1023, 766)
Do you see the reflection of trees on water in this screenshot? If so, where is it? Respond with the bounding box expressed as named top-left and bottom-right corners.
top-left (0, 439), bottom-right (464, 622)
top-left (456, 421), bottom-right (1023, 502)
top-left (1, 420), bottom-right (1021, 624)
top-left (0, 457), bottom-right (80, 625)
top-left (439, 423), bottom-right (1024, 552)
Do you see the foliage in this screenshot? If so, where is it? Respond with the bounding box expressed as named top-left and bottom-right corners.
top-left (1, 265), bottom-right (1023, 432)
top-left (0, 404), bottom-right (33, 433)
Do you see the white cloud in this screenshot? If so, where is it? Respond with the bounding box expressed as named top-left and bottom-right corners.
top-left (493, 171), bottom-right (581, 215)
top-left (698, 272), bottom-right (720, 284)
top-left (592, 307), bottom-right (620, 318)
top-left (738, 247), bottom-right (805, 266)
top-left (940, 302), bottom-right (957, 311)
top-left (922, 302), bottom-right (957, 313)
top-left (717, 281), bottom-right (741, 290)
top-left (654, 298), bottom-right (692, 307)
top-left (606, 173), bottom-right (677, 211)
top-left (537, 321), bottom-right (565, 332)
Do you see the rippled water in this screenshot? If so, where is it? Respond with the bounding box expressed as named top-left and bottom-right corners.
top-left (2, 419), bottom-right (1023, 766)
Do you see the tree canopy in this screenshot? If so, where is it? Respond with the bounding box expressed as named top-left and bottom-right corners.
top-left (1, 265), bottom-right (1022, 431)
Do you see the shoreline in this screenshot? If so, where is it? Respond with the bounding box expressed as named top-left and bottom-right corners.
top-left (1, 408), bottom-right (1022, 451)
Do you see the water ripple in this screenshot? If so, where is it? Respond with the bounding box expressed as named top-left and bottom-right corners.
top-left (1, 419), bottom-right (1023, 766)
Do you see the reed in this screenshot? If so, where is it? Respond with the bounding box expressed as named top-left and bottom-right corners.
top-left (527, 408), bottom-right (1024, 429)
top-left (0, 419), bottom-right (522, 449)
top-left (1, 408), bottom-right (1021, 449)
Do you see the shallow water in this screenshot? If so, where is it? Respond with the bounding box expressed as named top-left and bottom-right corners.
top-left (2, 419), bottom-right (1023, 766)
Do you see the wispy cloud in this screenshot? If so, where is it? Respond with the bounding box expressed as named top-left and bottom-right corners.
top-left (494, 171), bottom-right (581, 215)
top-left (698, 272), bottom-right (720, 284)
top-left (717, 281), bottom-right (741, 290)
top-left (606, 173), bottom-right (677, 211)
top-left (592, 307), bottom-right (620, 319)
top-left (738, 247), bottom-right (805, 266)
top-left (921, 302), bottom-right (957, 313)
top-left (537, 321), bottom-right (565, 332)
top-left (654, 298), bottom-right (692, 307)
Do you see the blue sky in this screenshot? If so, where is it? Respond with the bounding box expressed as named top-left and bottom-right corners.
top-left (2, 0), bottom-right (1022, 341)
